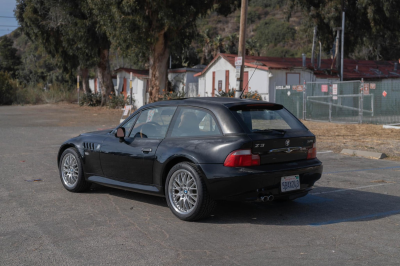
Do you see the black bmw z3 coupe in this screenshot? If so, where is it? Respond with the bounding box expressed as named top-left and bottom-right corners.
top-left (58, 97), bottom-right (323, 221)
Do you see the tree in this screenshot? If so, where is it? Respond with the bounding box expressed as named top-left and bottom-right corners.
top-left (0, 36), bottom-right (22, 79)
top-left (287, 0), bottom-right (400, 60)
top-left (15, 0), bottom-right (113, 104)
top-left (88, 0), bottom-right (240, 103)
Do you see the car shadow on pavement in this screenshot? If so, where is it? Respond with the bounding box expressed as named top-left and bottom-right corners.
top-left (88, 183), bottom-right (400, 226)
top-left (207, 188), bottom-right (400, 226)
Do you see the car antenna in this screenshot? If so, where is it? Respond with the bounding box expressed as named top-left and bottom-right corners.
top-left (240, 64), bottom-right (260, 99)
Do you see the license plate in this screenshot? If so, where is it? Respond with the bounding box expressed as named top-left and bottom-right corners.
top-left (281, 175), bottom-right (300, 192)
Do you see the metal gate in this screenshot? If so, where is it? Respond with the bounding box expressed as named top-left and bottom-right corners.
top-left (275, 79), bottom-right (400, 124)
top-left (305, 80), bottom-right (374, 123)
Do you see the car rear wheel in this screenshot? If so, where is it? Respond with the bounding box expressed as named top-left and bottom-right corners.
top-left (165, 162), bottom-right (216, 221)
top-left (59, 148), bottom-right (91, 192)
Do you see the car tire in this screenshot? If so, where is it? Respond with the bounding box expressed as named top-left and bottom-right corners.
top-left (165, 162), bottom-right (216, 221)
top-left (59, 148), bottom-right (91, 192)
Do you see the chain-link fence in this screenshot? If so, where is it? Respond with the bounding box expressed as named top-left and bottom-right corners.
top-left (275, 79), bottom-right (400, 124)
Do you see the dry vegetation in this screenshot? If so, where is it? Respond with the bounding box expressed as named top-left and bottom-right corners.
top-left (304, 121), bottom-right (400, 161)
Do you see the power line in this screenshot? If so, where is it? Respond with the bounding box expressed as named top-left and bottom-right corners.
top-left (0, 25), bottom-right (18, 27)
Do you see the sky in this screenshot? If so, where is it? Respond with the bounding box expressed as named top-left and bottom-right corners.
top-left (0, 0), bottom-right (19, 37)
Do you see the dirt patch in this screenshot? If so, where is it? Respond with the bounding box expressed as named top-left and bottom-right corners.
top-left (303, 121), bottom-right (400, 161)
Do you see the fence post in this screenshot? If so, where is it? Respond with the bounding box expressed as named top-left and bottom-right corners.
top-left (329, 80), bottom-right (332, 122)
top-left (303, 80), bottom-right (306, 120)
top-left (359, 79), bottom-right (364, 124)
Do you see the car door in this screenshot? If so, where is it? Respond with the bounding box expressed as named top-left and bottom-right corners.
top-left (100, 106), bottom-right (177, 184)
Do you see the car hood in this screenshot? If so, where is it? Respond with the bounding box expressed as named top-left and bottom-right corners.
top-left (81, 128), bottom-right (113, 136)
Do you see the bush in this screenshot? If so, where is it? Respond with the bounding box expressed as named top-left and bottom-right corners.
top-left (157, 89), bottom-right (186, 101)
top-left (79, 93), bottom-right (102, 107)
top-left (79, 92), bottom-right (131, 109)
top-left (108, 93), bottom-right (131, 109)
top-left (0, 72), bottom-right (15, 105)
top-left (217, 88), bottom-right (262, 100)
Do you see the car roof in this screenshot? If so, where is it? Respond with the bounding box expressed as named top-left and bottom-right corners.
top-left (138, 98), bottom-right (283, 135)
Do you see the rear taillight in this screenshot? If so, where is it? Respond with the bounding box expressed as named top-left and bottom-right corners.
top-left (224, 149), bottom-right (260, 167)
top-left (307, 143), bottom-right (317, 159)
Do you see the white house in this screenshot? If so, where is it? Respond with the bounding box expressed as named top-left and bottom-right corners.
top-left (194, 54), bottom-right (318, 102)
top-left (168, 66), bottom-right (206, 97)
top-left (114, 68), bottom-right (149, 109)
top-left (195, 53), bottom-right (400, 102)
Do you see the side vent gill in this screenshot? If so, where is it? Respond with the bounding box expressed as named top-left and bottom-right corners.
top-left (83, 142), bottom-right (96, 151)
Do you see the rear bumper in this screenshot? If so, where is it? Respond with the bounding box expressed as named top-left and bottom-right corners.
top-left (199, 159), bottom-right (323, 201)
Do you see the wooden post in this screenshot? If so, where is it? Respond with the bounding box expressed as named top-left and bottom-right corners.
top-left (236, 0), bottom-right (248, 98)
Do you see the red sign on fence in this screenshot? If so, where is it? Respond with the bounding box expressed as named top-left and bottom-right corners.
top-left (292, 85), bottom-right (304, 92)
top-left (363, 83), bottom-right (370, 95)
top-left (321, 85), bottom-right (328, 92)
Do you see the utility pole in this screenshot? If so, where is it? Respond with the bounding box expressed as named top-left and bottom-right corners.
top-left (340, 0), bottom-right (345, 81)
top-left (311, 26), bottom-right (317, 68)
top-left (236, 0), bottom-right (248, 98)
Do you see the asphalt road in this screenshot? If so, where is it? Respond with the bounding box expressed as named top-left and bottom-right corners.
top-left (1, 105), bottom-right (400, 266)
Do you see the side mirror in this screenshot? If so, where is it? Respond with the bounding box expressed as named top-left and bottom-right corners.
top-left (115, 127), bottom-right (125, 142)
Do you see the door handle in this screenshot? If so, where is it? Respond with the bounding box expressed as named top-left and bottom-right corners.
top-left (141, 148), bottom-right (152, 153)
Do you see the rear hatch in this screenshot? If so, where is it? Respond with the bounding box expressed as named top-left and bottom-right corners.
top-left (229, 103), bottom-right (315, 164)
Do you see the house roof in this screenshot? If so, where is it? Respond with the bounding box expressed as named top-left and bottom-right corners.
top-left (194, 53), bottom-right (400, 80)
top-left (114, 68), bottom-right (149, 78)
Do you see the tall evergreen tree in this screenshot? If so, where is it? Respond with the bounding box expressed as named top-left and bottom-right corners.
top-left (0, 36), bottom-right (22, 79)
top-left (88, 0), bottom-right (240, 102)
top-left (15, 0), bottom-right (113, 104)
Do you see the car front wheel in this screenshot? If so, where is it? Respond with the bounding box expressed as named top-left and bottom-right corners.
top-left (165, 162), bottom-right (216, 221)
top-left (59, 148), bottom-right (91, 192)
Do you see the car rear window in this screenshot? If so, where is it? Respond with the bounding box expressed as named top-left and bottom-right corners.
top-left (230, 105), bottom-right (306, 132)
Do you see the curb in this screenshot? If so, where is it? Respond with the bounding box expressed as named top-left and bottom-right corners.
top-left (340, 149), bottom-right (387, 160)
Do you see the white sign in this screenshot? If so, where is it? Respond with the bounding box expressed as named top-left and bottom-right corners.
top-left (235, 66), bottom-right (241, 78)
top-left (235, 57), bottom-right (243, 66)
top-left (332, 84), bottom-right (338, 95)
top-left (130, 72), bottom-right (133, 80)
top-left (276, 85), bottom-right (290, 90)
top-left (332, 84), bottom-right (338, 100)
top-left (236, 81), bottom-right (240, 89)
top-left (287, 91), bottom-right (291, 96)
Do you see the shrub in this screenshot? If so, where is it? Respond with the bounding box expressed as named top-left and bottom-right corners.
top-left (79, 93), bottom-right (102, 107)
top-left (157, 89), bottom-right (186, 101)
top-left (217, 88), bottom-right (262, 100)
top-left (108, 93), bottom-right (131, 109)
top-left (0, 72), bottom-right (15, 105)
top-left (79, 92), bottom-right (131, 109)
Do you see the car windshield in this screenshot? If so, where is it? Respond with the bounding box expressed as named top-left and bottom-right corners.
top-left (230, 105), bottom-right (306, 133)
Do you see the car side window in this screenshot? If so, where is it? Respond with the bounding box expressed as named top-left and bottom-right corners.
top-left (129, 106), bottom-right (177, 139)
top-left (170, 107), bottom-right (221, 137)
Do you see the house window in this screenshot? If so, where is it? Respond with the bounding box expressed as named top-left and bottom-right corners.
top-left (286, 73), bottom-right (300, 85)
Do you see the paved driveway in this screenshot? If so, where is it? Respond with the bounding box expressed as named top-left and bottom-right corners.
top-left (1, 105), bottom-right (399, 265)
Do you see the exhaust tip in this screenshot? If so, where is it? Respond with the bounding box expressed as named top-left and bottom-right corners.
top-left (268, 195), bottom-right (274, 201)
top-left (260, 196), bottom-right (266, 202)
